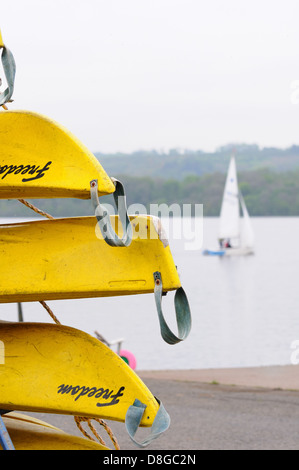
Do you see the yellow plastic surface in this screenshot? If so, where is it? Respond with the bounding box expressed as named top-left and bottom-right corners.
top-left (0, 322), bottom-right (160, 424)
top-left (0, 110), bottom-right (115, 199)
top-left (0, 215), bottom-right (181, 303)
top-left (1, 412), bottom-right (110, 450)
top-left (0, 30), bottom-right (4, 48)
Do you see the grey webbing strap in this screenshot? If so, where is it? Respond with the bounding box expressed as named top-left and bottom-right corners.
top-left (154, 271), bottom-right (192, 345)
top-left (0, 415), bottom-right (15, 450)
top-left (0, 45), bottom-right (16, 106)
top-left (90, 178), bottom-right (132, 247)
top-left (125, 398), bottom-right (170, 448)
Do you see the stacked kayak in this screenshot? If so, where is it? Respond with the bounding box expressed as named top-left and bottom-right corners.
top-left (0, 31), bottom-right (192, 450)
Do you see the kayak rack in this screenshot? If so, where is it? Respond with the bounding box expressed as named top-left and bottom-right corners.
top-left (0, 29), bottom-right (192, 450)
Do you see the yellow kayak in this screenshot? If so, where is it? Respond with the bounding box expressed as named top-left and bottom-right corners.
top-left (0, 321), bottom-right (169, 447)
top-left (1, 412), bottom-right (110, 450)
top-left (0, 215), bottom-right (180, 302)
top-left (0, 110), bottom-right (115, 199)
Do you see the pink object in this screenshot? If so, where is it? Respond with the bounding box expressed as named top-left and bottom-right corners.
top-left (119, 349), bottom-right (137, 370)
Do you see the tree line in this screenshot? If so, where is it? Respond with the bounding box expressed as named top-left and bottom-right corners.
top-left (95, 144), bottom-right (299, 179)
top-left (0, 167), bottom-right (298, 218)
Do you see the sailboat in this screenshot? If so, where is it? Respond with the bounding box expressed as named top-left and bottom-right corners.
top-left (203, 155), bottom-right (254, 256)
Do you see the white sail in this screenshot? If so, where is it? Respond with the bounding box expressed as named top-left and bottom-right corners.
top-left (218, 156), bottom-right (240, 240)
top-left (203, 154), bottom-right (255, 256)
top-left (239, 192), bottom-right (254, 249)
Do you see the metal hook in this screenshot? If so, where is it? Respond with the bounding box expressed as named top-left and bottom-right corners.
top-left (90, 178), bottom-right (132, 247)
top-left (0, 40), bottom-right (16, 107)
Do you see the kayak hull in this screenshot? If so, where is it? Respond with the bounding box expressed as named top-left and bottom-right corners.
top-left (0, 110), bottom-right (115, 199)
top-left (203, 247), bottom-right (254, 256)
top-left (1, 412), bottom-right (110, 450)
top-left (0, 215), bottom-right (181, 303)
top-left (0, 322), bottom-right (161, 425)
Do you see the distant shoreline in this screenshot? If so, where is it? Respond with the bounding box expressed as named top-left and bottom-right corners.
top-left (138, 364), bottom-right (299, 391)
top-left (1, 166), bottom-right (299, 218)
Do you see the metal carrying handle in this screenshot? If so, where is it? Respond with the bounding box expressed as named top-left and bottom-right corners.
top-left (154, 271), bottom-right (192, 345)
top-left (90, 178), bottom-right (132, 247)
top-left (125, 398), bottom-right (170, 448)
top-left (0, 39), bottom-right (16, 107)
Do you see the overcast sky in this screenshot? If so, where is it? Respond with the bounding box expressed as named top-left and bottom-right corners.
top-left (1, 0), bottom-right (299, 153)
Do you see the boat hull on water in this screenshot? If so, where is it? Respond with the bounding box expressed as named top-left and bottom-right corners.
top-left (203, 246), bottom-right (254, 257)
top-left (223, 246), bottom-right (254, 256)
top-left (202, 249), bottom-right (226, 256)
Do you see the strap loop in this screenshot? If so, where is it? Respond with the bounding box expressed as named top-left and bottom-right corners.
top-left (0, 42), bottom-right (16, 106)
top-left (90, 178), bottom-right (132, 247)
top-left (125, 398), bottom-right (170, 448)
top-left (154, 271), bottom-right (192, 345)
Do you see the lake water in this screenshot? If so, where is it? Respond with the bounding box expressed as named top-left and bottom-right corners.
top-left (1, 216), bottom-right (299, 371)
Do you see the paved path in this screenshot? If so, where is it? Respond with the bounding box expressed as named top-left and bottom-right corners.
top-left (29, 366), bottom-right (299, 450)
top-left (139, 364), bottom-right (299, 390)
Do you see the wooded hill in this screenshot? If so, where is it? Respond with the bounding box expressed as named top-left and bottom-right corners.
top-left (94, 143), bottom-right (299, 179)
top-left (1, 144), bottom-right (299, 217)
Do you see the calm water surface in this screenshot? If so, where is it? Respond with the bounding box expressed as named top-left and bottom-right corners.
top-left (1, 216), bottom-right (299, 371)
